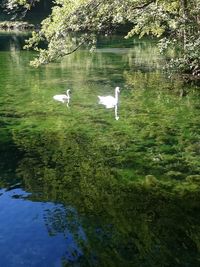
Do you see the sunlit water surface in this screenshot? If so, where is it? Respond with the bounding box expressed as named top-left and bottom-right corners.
top-left (0, 33), bottom-right (200, 267)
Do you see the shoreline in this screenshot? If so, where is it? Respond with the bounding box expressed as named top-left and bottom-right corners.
top-left (0, 21), bottom-right (35, 31)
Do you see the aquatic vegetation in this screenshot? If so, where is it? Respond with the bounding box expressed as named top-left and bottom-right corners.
top-left (1, 128), bottom-right (200, 266)
top-left (0, 34), bottom-right (200, 266)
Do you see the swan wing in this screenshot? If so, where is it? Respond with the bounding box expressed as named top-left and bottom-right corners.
top-left (98, 95), bottom-right (117, 108)
top-left (98, 96), bottom-right (114, 101)
top-left (53, 94), bottom-right (68, 103)
top-left (98, 96), bottom-right (115, 103)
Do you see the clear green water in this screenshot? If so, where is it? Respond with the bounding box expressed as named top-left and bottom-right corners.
top-left (0, 34), bottom-right (200, 267)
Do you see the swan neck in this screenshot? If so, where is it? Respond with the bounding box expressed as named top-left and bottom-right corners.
top-left (115, 89), bottom-right (119, 101)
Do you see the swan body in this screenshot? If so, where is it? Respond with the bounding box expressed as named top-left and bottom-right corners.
top-left (53, 89), bottom-right (71, 105)
top-left (98, 87), bottom-right (120, 109)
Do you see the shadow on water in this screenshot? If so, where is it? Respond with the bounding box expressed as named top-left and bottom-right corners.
top-left (0, 33), bottom-right (200, 266)
top-left (0, 32), bottom-right (30, 51)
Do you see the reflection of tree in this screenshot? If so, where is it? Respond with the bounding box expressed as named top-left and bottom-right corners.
top-left (44, 206), bottom-right (83, 239)
top-left (44, 207), bottom-right (69, 236)
top-left (13, 128), bottom-right (200, 267)
top-left (43, 205), bottom-right (88, 265)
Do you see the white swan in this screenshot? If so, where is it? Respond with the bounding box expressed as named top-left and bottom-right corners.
top-left (53, 89), bottom-right (71, 106)
top-left (98, 87), bottom-right (120, 109)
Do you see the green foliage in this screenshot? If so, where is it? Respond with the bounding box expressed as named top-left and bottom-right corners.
top-left (2, 0), bottom-right (200, 77)
top-left (2, 0), bottom-right (38, 10)
top-left (162, 36), bottom-right (200, 77)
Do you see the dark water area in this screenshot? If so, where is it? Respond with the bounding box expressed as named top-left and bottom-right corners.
top-left (0, 33), bottom-right (200, 267)
top-left (0, 0), bottom-right (52, 23)
top-left (0, 32), bottom-right (29, 50)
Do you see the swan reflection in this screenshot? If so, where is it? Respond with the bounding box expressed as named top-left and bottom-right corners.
top-left (114, 104), bottom-right (119, 120)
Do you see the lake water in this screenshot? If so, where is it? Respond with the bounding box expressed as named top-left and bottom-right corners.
top-left (0, 32), bottom-right (200, 267)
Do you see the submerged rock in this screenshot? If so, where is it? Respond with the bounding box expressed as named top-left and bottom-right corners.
top-left (144, 175), bottom-right (158, 186)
